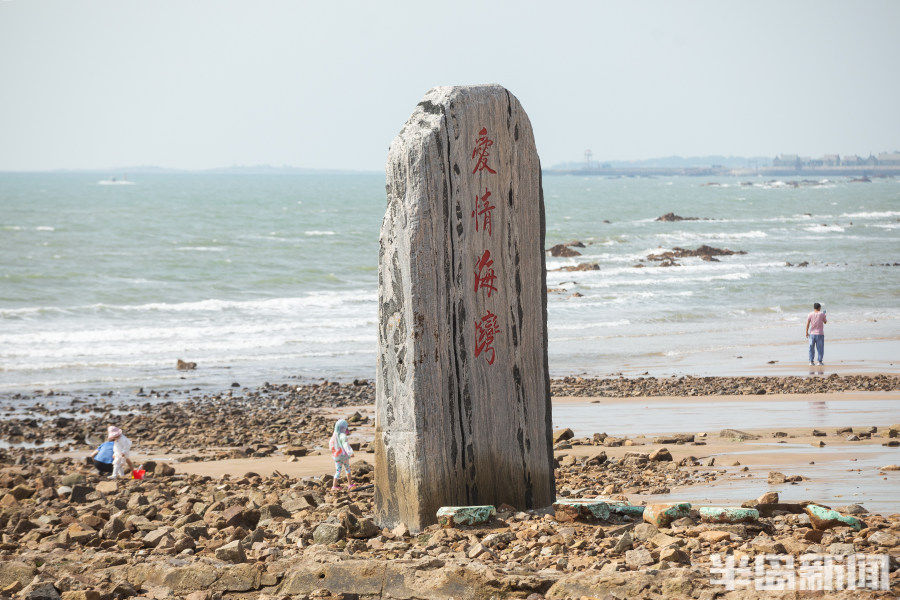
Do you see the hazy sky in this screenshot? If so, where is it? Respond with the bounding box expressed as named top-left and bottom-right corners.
top-left (1, 1), bottom-right (898, 171)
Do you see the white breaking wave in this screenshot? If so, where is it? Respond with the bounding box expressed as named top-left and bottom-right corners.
top-left (0, 290), bottom-right (377, 318)
top-left (840, 211), bottom-right (900, 219)
top-left (654, 230), bottom-right (767, 243)
top-left (35, 226), bottom-right (55, 231)
top-left (803, 224), bottom-right (845, 233)
top-left (305, 230), bottom-right (336, 236)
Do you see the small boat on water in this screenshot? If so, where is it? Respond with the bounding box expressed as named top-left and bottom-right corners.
top-left (98, 176), bottom-right (135, 185)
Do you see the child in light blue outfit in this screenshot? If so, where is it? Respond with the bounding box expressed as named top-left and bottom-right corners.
top-left (328, 419), bottom-right (355, 491)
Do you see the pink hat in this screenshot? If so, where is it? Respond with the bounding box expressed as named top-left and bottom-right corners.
top-left (107, 426), bottom-right (122, 440)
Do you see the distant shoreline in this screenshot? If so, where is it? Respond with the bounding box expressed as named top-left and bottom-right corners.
top-left (545, 166), bottom-right (900, 177)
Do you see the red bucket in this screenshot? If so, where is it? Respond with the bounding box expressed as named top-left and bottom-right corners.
top-left (132, 469), bottom-right (146, 480)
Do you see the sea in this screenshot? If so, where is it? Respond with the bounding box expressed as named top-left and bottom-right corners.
top-left (1, 172), bottom-right (898, 393)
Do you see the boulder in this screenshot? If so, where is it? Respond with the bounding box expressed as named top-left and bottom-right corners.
top-left (25, 583), bottom-right (60, 600)
top-left (214, 540), bottom-right (245, 563)
top-left (548, 244), bottom-right (581, 257)
top-left (805, 504), bottom-right (864, 531)
top-left (312, 523), bottom-right (345, 544)
top-left (553, 428), bottom-right (575, 443)
top-left (757, 491), bottom-right (778, 504)
top-left (624, 548), bottom-right (653, 567)
top-left (643, 503), bottom-right (691, 528)
top-left (68, 484), bottom-right (93, 503)
top-left (649, 447), bottom-right (672, 461)
top-left (699, 507), bottom-right (759, 524)
top-left (435, 505), bottom-right (496, 527)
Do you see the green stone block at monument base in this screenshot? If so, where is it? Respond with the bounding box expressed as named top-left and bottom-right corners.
top-left (436, 505), bottom-right (496, 527)
top-left (699, 506), bottom-right (760, 524)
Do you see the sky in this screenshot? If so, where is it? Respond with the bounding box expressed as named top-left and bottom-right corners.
top-left (1, 0), bottom-right (898, 171)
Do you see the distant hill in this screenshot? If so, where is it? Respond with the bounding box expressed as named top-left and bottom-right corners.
top-left (552, 155), bottom-right (772, 170)
top-left (5, 165), bottom-right (378, 175)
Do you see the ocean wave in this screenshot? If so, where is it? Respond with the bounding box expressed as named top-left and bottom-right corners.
top-left (803, 224), bottom-right (845, 233)
top-left (305, 230), bottom-right (336, 236)
top-left (840, 211), bottom-right (900, 219)
top-left (35, 226), bottom-right (55, 231)
top-left (655, 230), bottom-right (767, 242)
top-left (549, 319), bottom-right (631, 331)
top-left (0, 290), bottom-right (377, 319)
top-left (176, 246), bottom-right (226, 252)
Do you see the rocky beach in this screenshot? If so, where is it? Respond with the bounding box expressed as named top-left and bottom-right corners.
top-left (1, 375), bottom-right (898, 599)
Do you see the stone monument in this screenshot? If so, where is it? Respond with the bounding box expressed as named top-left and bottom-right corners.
top-left (374, 85), bottom-right (554, 532)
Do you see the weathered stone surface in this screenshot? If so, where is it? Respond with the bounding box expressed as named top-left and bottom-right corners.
top-left (0, 561), bottom-right (36, 590)
top-left (375, 84), bottom-right (553, 532)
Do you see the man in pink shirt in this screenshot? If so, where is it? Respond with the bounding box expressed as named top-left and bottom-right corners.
top-left (805, 303), bottom-right (827, 366)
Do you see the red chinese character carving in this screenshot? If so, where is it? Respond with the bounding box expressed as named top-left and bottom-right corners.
top-left (471, 127), bottom-right (497, 174)
top-left (471, 189), bottom-right (495, 236)
top-left (475, 310), bottom-right (500, 365)
top-left (473, 249), bottom-right (497, 298)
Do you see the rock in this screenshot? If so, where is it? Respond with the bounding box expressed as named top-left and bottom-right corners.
top-left (649, 447), bottom-right (672, 461)
top-left (612, 532), bottom-right (633, 553)
top-left (553, 428), bottom-right (575, 443)
top-left (767, 471), bottom-right (786, 484)
top-left (867, 530), bottom-right (898, 547)
top-left (699, 507), bottom-right (759, 524)
top-left (66, 522), bottom-right (97, 544)
top-left (0, 561), bottom-right (36, 590)
top-left (376, 85), bottom-right (553, 532)
top-left (632, 523), bottom-right (659, 541)
top-left (643, 503), bottom-right (691, 528)
top-left (214, 563), bottom-right (262, 592)
top-left (61, 592), bottom-right (100, 600)
top-left (757, 491), bottom-right (778, 504)
top-left (95, 480), bottom-right (118, 494)
top-left (553, 499), bottom-right (610, 522)
top-left (826, 542), bottom-right (856, 555)
top-left (214, 540), bottom-right (246, 563)
top-left (312, 523), bottom-right (346, 544)
top-left (25, 583), bottom-right (60, 600)
top-left (750, 534), bottom-right (785, 554)
top-left (656, 212), bottom-right (699, 222)
top-left (659, 546), bottom-right (690, 564)
top-left (467, 542), bottom-right (487, 559)
top-left (259, 503), bottom-right (291, 521)
top-left (154, 462), bottom-right (175, 477)
top-left (9, 484), bottom-right (35, 500)
top-left (625, 548), bottom-right (653, 567)
top-left (68, 484), bottom-right (93, 503)
top-left (805, 504), bottom-right (864, 531)
top-left (435, 505), bottom-right (496, 527)
top-left (176, 359), bottom-right (197, 370)
top-left (699, 530), bottom-right (732, 543)
top-left (283, 446), bottom-right (307, 457)
top-left (548, 244), bottom-right (581, 257)
top-left (60, 473), bottom-right (85, 486)
top-left (879, 464), bottom-right (899, 471)
top-left (719, 429), bottom-right (758, 440)
top-left (812, 429), bottom-right (826, 437)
